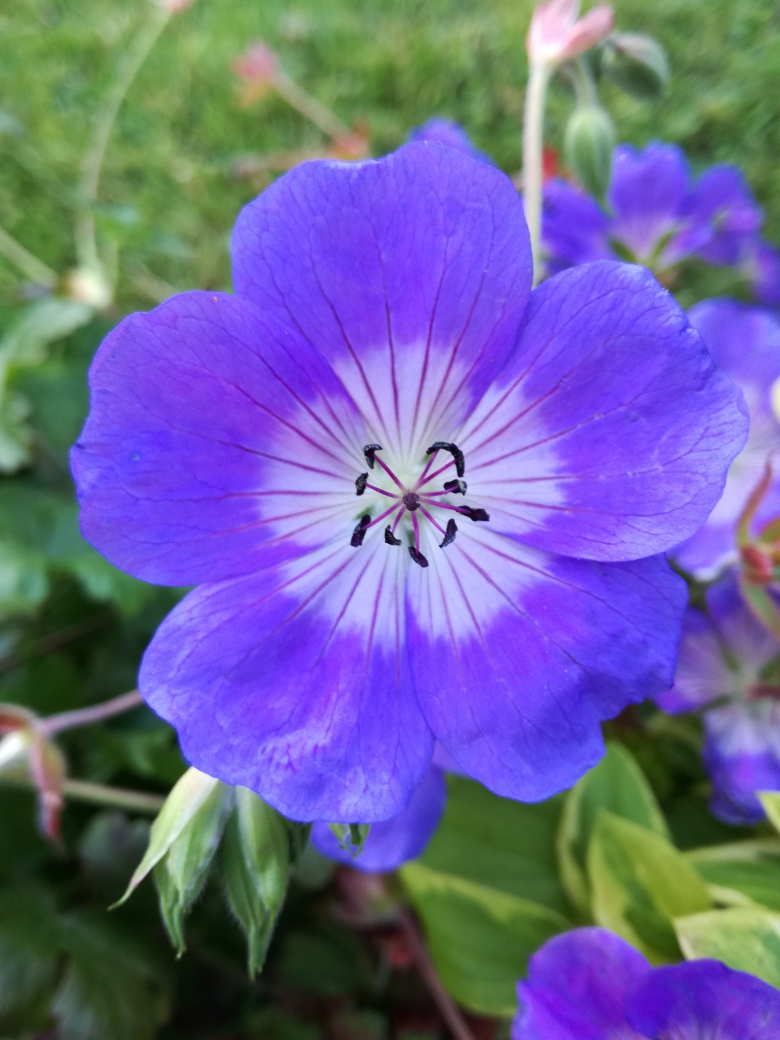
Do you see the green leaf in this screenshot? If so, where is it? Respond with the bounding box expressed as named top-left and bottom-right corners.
top-left (760, 792), bottom-right (780, 833)
top-left (675, 907), bottom-right (780, 988)
top-left (223, 787), bottom-right (290, 975)
top-left (0, 298), bottom-right (93, 370)
top-left (54, 913), bottom-right (170, 1040)
top-left (115, 768), bottom-right (226, 905)
top-left (687, 841), bottom-right (780, 911)
top-left (401, 861), bottom-right (567, 1016)
top-left (419, 775), bottom-right (566, 913)
top-left (558, 742), bottom-right (669, 915)
top-left (588, 811), bottom-right (711, 962)
top-left (153, 780), bottom-right (233, 954)
top-left (0, 887), bottom-right (61, 1032)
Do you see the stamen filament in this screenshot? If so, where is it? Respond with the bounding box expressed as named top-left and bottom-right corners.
top-left (366, 503), bottom-right (403, 529)
top-left (417, 449), bottom-right (439, 485)
top-left (365, 483), bottom-right (397, 499)
top-left (411, 510), bottom-right (421, 551)
top-left (418, 505), bottom-right (446, 536)
top-left (416, 459), bottom-right (455, 490)
top-left (373, 454), bottom-right (404, 489)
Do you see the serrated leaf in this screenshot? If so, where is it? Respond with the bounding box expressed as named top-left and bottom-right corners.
top-left (675, 907), bottom-right (780, 988)
top-left (419, 775), bottom-right (566, 913)
top-left (558, 742), bottom-right (669, 915)
top-left (401, 861), bottom-right (567, 1016)
top-left (153, 780), bottom-right (233, 954)
top-left (223, 787), bottom-right (290, 975)
top-left (54, 913), bottom-right (169, 1040)
top-left (115, 768), bottom-right (224, 905)
top-left (588, 811), bottom-right (710, 962)
top-left (760, 792), bottom-right (780, 833)
top-left (687, 840), bottom-right (780, 911)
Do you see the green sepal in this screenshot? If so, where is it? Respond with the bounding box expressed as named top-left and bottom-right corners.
top-left (601, 33), bottom-right (670, 100)
top-left (328, 822), bottom-right (371, 857)
top-left (564, 104), bottom-right (615, 199)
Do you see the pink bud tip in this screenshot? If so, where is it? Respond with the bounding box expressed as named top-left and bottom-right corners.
top-left (527, 0), bottom-right (614, 65)
top-left (232, 41), bottom-right (281, 85)
top-left (159, 0), bottom-right (196, 12)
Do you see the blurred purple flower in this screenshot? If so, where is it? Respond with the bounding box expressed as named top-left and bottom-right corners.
top-left (72, 143), bottom-right (746, 824)
top-left (674, 299), bottom-right (780, 579)
top-left (311, 765), bottom-right (445, 871)
top-left (408, 118), bottom-right (494, 166)
top-left (543, 141), bottom-right (777, 298)
top-left (512, 927), bottom-right (780, 1040)
top-left (659, 572), bottom-right (780, 824)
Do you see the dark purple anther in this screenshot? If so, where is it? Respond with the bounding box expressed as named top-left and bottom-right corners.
top-left (363, 444), bottom-right (383, 469)
top-left (439, 518), bottom-right (457, 548)
top-left (351, 514), bottom-right (372, 547)
top-left (384, 525), bottom-right (402, 546)
top-left (457, 506), bottom-right (490, 522)
top-left (443, 479), bottom-right (468, 495)
top-left (426, 441), bottom-right (465, 477)
top-left (355, 472), bottom-right (368, 496)
top-left (408, 546), bottom-right (429, 568)
top-left (403, 491), bottom-right (421, 511)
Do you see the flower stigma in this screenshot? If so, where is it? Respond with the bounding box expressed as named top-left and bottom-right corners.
top-left (351, 442), bottom-right (490, 567)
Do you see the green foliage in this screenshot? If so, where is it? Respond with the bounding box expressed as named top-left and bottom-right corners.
top-left (687, 841), bottom-right (780, 911)
top-left (588, 811), bottom-right (711, 962)
top-left (558, 742), bottom-right (669, 915)
top-left (675, 907), bottom-right (780, 988)
top-left (401, 862), bottom-right (567, 1017)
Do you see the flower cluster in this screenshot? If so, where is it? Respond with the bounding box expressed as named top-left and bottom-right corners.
top-left (542, 141), bottom-right (780, 303)
top-left (72, 142), bottom-right (745, 827)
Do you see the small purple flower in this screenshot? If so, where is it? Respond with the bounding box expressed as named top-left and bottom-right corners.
top-left (72, 143), bottom-right (746, 823)
top-left (311, 765), bottom-right (445, 871)
top-left (674, 299), bottom-right (780, 579)
top-left (543, 141), bottom-right (774, 296)
top-left (659, 572), bottom-right (780, 824)
top-left (408, 118), bottom-right (494, 166)
top-left (512, 927), bottom-right (780, 1040)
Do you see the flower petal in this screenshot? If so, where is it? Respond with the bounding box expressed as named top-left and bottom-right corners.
top-left (673, 165), bottom-right (763, 267)
top-left (674, 299), bottom-right (780, 578)
top-left (608, 142), bottom-right (689, 261)
top-left (625, 959), bottom-right (780, 1039)
top-left (310, 765), bottom-right (445, 870)
top-left (72, 291), bottom-right (367, 586)
top-left (656, 608), bottom-right (730, 714)
top-left (139, 538), bottom-right (433, 823)
top-left (231, 142), bottom-right (533, 455)
top-left (405, 521), bottom-right (686, 802)
top-left (455, 262), bottom-right (748, 563)
top-left (512, 928), bottom-right (650, 1040)
top-left (408, 118), bottom-right (494, 166)
top-left (541, 178), bottom-right (613, 275)
top-left (704, 702), bottom-right (780, 825)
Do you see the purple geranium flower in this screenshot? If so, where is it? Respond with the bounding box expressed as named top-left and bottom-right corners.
top-left (72, 142), bottom-right (746, 824)
top-left (513, 927), bottom-right (780, 1040)
top-left (408, 117), bottom-right (494, 166)
top-left (674, 299), bottom-right (780, 579)
top-left (658, 572), bottom-right (780, 824)
top-left (542, 141), bottom-right (780, 300)
top-left (311, 765), bottom-right (445, 871)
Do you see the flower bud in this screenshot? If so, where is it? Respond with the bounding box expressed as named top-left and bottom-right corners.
top-left (527, 0), bottom-right (614, 66)
top-left (564, 104), bottom-right (615, 198)
top-left (62, 266), bottom-right (113, 310)
top-left (232, 41), bottom-right (281, 106)
top-left (601, 33), bottom-right (669, 100)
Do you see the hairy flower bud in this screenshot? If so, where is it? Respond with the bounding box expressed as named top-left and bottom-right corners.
top-left (527, 0), bottom-right (614, 66)
top-left (564, 104), bottom-right (615, 198)
top-left (232, 41), bottom-right (281, 106)
top-left (602, 33), bottom-right (670, 100)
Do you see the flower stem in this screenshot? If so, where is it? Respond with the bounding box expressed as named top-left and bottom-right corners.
top-left (273, 70), bottom-right (350, 140)
top-left (0, 225), bottom-right (57, 286)
top-left (76, 4), bottom-right (171, 270)
top-left (0, 773), bottom-right (165, 815)
top-left (396, 907), bottom-right (477, 1040)
top-left (39, 689), bottom-right (144, 738)
top-left (522, 59), bottom-right (551, 287)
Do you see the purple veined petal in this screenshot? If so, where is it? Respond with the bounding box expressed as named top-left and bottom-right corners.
top-left (625, 958), bottom-right (780, 1039)
top-left (310, 765), bottom-right (446, 871)
top-left (541, 178), bottom-right (614, 276)
top-left (71, 291), bottom-right (368, 586)
top-left (704, 701), bottom-right (780, 825)
top-left (405, 520), bottom-right (686, 802)
top-left (706, 571), bottom-right (780, 669)
top-left (608, 142), bottom-right (690, 262)
top-left (231, 142), bottom-right (533, 458)
top-left (656, 607), bottom-right (731, 715)
top-left (748, 240), bottom-right (780, 307)
top-left (452, 262), bottom-right (748, 563)
top-left (139, 538), bottom-right (433, 823)
top-left (512, 928), bottom-right (650, 1040)
top-left (669, 165), bottom-right (764, 268)
top-left (674, 299), bottom-right (780, 578)
top-left (407, 118), bottom-right (495, 166)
